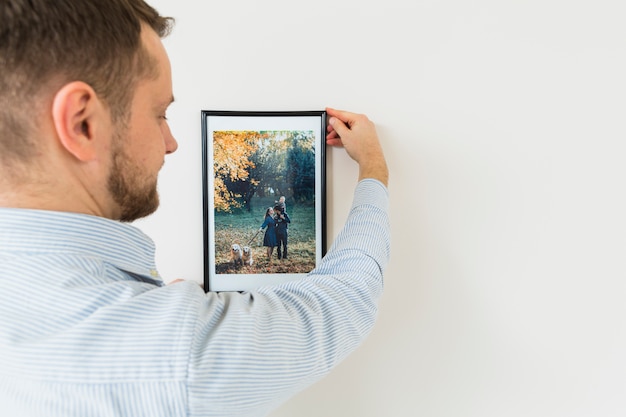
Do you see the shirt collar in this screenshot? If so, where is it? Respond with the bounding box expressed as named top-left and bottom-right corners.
top-left (0, 208), bottom-right (163, 285)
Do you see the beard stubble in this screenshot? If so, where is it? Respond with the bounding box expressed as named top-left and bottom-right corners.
top-left (107, 132), bottom-right (161, 222)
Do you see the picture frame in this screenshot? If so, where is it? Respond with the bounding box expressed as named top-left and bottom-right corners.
top-left (201, 110), bottom-right (327, 292)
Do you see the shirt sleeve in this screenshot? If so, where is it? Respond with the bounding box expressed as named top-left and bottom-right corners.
top-left (186, 179), bottom-right (390, 417)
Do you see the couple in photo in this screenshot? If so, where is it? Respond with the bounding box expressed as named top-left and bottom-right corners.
top-left (259, 197), bottom-right (290, 263)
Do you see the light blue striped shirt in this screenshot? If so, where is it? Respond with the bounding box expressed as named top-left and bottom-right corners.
top-left (0, 179), bottom-right (390, 417)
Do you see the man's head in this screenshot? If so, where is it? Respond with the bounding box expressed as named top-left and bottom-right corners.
top-left (0, 0), bottom-right (178, 221)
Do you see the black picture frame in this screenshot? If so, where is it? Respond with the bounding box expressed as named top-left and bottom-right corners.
top-left (201, 110), bottom-right (327, 292)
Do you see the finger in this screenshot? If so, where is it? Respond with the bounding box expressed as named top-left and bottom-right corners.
top-left (326, 137), bottom-right (344, 147)
top-left (326, 122), bottom-right (336, 136)
top-left (326, 128), bottom-right (340, 140)
top-left (328, 116), bottom-right (350, 139)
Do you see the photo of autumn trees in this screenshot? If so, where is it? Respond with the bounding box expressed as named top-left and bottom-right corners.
top-left (213, 130), bottom-right (317, 274)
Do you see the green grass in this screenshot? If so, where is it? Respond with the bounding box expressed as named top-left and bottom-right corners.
top-left (214, 197), bottom-right (317, 274)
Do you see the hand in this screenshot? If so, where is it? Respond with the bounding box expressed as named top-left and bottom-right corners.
top-left (326, 107), bottom-right (389, 186)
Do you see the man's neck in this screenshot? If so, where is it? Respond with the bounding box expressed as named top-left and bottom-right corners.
top-left (0, 177), bottom-right (113, 219)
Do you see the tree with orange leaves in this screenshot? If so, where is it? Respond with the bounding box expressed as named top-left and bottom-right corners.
top-left (213, 131), bottom-right (266, 212)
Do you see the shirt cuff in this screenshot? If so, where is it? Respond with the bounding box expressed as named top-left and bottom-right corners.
top-left (350, 179), bottom-right (389, 213)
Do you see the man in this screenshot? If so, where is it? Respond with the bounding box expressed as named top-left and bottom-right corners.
top-left (275, 195), bottom-right (287, 215)
top-left (273, 205), bottom-right (290, 259)
top-left (0, 1), bottom-right (390, 416)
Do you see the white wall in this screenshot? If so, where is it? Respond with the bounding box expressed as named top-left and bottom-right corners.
top-left (136, 1), bottom-right (626, 415)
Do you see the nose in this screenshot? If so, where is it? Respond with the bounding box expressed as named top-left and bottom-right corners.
top-left (163, 122), bottom-right (178, 154)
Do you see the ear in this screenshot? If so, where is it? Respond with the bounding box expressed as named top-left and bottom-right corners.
top-left (51, 81), bottom-right (106, 162)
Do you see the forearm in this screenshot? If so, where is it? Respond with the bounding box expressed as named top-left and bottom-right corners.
top-left (258, 179), bottom-right (390, 380)
top-left (316, 178), bottom-right (390, 286)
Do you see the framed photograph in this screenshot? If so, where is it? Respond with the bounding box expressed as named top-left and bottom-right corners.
top-left (201, 110), bottom-right (327, 292)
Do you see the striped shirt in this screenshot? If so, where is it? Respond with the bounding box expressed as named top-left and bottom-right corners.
top-left (0, 179), bottom-right (390, 417)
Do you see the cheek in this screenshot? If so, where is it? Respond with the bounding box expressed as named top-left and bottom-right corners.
top-left (135, 120), bottom-right (166, 157)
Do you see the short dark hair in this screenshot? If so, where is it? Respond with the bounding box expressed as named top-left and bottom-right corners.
top-left (0, 0), bottom-right (174, 166)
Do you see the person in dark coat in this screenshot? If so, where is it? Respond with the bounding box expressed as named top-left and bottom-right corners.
top-left (259, 207), bottom-right (277, 262)
top-left (274, 205), bottom-right (290, 260)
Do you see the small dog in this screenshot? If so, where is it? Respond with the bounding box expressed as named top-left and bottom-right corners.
top-left (230, 243), bottom-right (243, 266)
top-left (242, 246), bottom-right (254, 266)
